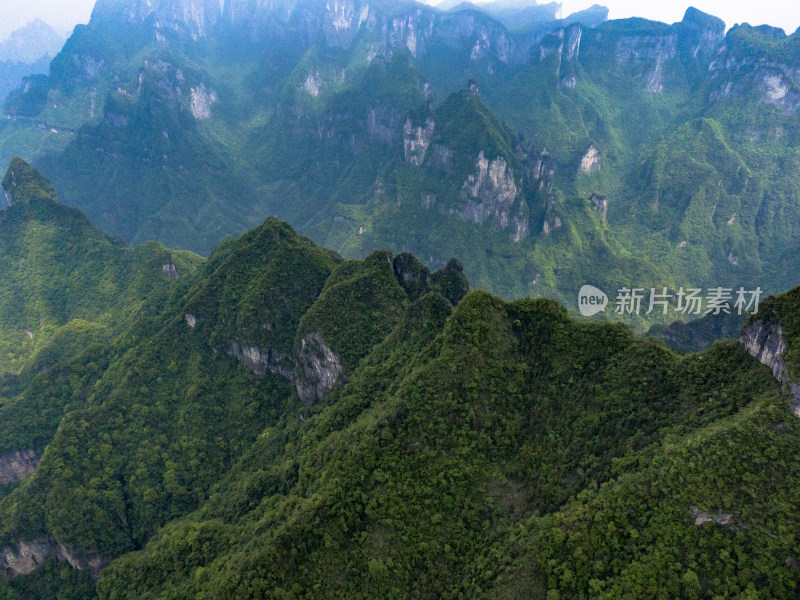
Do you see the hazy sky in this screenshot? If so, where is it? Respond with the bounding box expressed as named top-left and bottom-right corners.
top-left (557, 1), bottom-right (800, 33)
top-left (0, 0), bottom-right (96, 39)
top-left (0, 0), bottom-right (798, 41)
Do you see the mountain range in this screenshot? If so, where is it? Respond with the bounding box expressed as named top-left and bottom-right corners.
top-left (0, 20), bottom-right (65, 105)
top-left (0, 157), bottom-right (799, 598)
top-left (0, 0), bottom-right (798, 332)
top-left (1, 2), bottom-right (800, 596)
top-left (0, 20), bottom-right (65, 65)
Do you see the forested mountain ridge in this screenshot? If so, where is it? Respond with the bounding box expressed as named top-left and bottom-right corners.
top-left (0, 161), bottom-right (799, 598)
top-left (0, 157), bottom-right (202, 376)
top-left (1, 0), bottom-right (799, 328)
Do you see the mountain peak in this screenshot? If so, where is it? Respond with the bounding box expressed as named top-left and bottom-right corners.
top-left (681, 6), bottom-right (725, 34)
top-left (2, 158), bottom-right (59, 208)
top-left (0, 19), bottom-right (64, 63)
top-left (92, 0), bottom-right (221, 38)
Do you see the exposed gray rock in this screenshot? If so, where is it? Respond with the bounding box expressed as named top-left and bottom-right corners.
top-left (295, 333), bottom-right (344, 406)
top-left (95, 0), bottom-right (221, 40)
top-left (759, 71), bottom-right (800, 112)
top-left (543, 214), bottom-right (561, 234)
top-left (691, 506), bottom-right (734, 527)
top-left (0, 450), bottom-right (41, 486)
top-left (564, 24), bottom-right (582, 61)
top-left (510, 214), bottom-right (529, 242)
top-left (225, 340), bottom-right (295, 380)
top-left (222, 0), bottom-right (538, 65)
top-left (403, 115), bottom-right (435, 166)
top-left (515, 143), bottom-right (555, 192)
top-left (55, 542), bottom-right (108, 574)
top-left (542, 194), bottom-right (563, 235)
top-left (70, 54), bottom-right (105, 80)
top-left (578, 145), bottom-right (601, 174)
top-left (430, 144), bottom-right (454, 173)
top-left (0, 537), bottom-right (107, 578)
top-left (162, 261), bottom-right (179, 279)
top-left (303, 71), bottom-right (322, 97)
top-left (456, 151), bottom-right (529, 241)
top-left (741, 321), bottom-right (800, 416)
top-left (708, 48), bottom-right (800, 114)
top-left (223, 330), bottom-right (345, 406)
top-left (367, 106), bottom-right (399, 146)
top-left (615, 34), bottom-right (677, 93)
top-left (539, 36), bottom-right (562, 63)
top-left (1, 539), bottom-right (54, 576)
top-left (190, 84), bottom-right (217, 120)
top-left (590, 193), bottom-right (607, 221)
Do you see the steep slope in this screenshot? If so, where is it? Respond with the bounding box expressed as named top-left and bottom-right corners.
top-left (0, 161), bottom-right (469, 596)
top-left (1, 2), bottom-right (798, 334)
top-left (496, 396), bottom-right (800, 598)
top-left (95, 291), bottom-right (795, 599)
top-left (0, 158), bottom-right (202, 375)
top-left (0, 162), bottom-right (798, 598)
top-left (0, 20), bottom-right (64, 105)
top-left (0, 20), bottom-right (65, 64)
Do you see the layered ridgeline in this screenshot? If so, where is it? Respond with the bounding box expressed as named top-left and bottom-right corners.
top-left (0, 20), bottom-right (64, 105)
top-left (1, 0), bottom-right (799, 329)
top-left (0, 157), bottom-right (202, 376)
top-left (0, 162), bottom-right (799, 598)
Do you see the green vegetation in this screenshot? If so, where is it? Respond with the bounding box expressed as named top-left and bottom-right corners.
top-left (94, 294), bottom-right (796, 599)
top-left (748, 286), bottom-right (800, 380)
top-left (1, 3), bottom-right (800, 596)
top-left (1, 3), bottom-right (798, 336)
top-left (0, 157), bottom-right (202, 375)
top-left (1, 162), bottom-right (799, 598)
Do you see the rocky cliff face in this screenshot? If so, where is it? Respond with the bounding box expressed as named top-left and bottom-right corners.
top-left (704, 24), bottom-right (800, 114)
top-left (457, 151), bottom-right (529, 242)
top-left (0, 450), bottom-right (41, 486)
top-left (222, 0), bottom-right (538, 65)
top-left (590, 193), bottom-right (607, 221)
top-left (295, 332), bottom-right (344, 406)
top-left (366, 105), bottom-right (401, 146)
top-left (709, 57), bottom-right (800, 114)
top-left (741, 320), bottom-right (800, 416)
top-left (578, 145), bottom-right (601, 174)
top-left (218, 332), bottom-right (344, 406)
top-left (190, 84), bottom-right (217, 119)
top-left (677, 6), bottom-right (725, 59)
top-left (515, 143), bottom-right (555, 192)
top-left (93, 0), bottom-right (221, 39)
top-left (403, 115), bottom-right (435, 166)
top-left (575, 9), bottom-right (729, 94)
top-left (614, 33), bottom-right (678, 93)
top-left (0, 537), bottom-right (106, 577)
top-left (535, 24), bottom-right (583, 87)
top-left (225, 340), bottom-right (295, 380)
